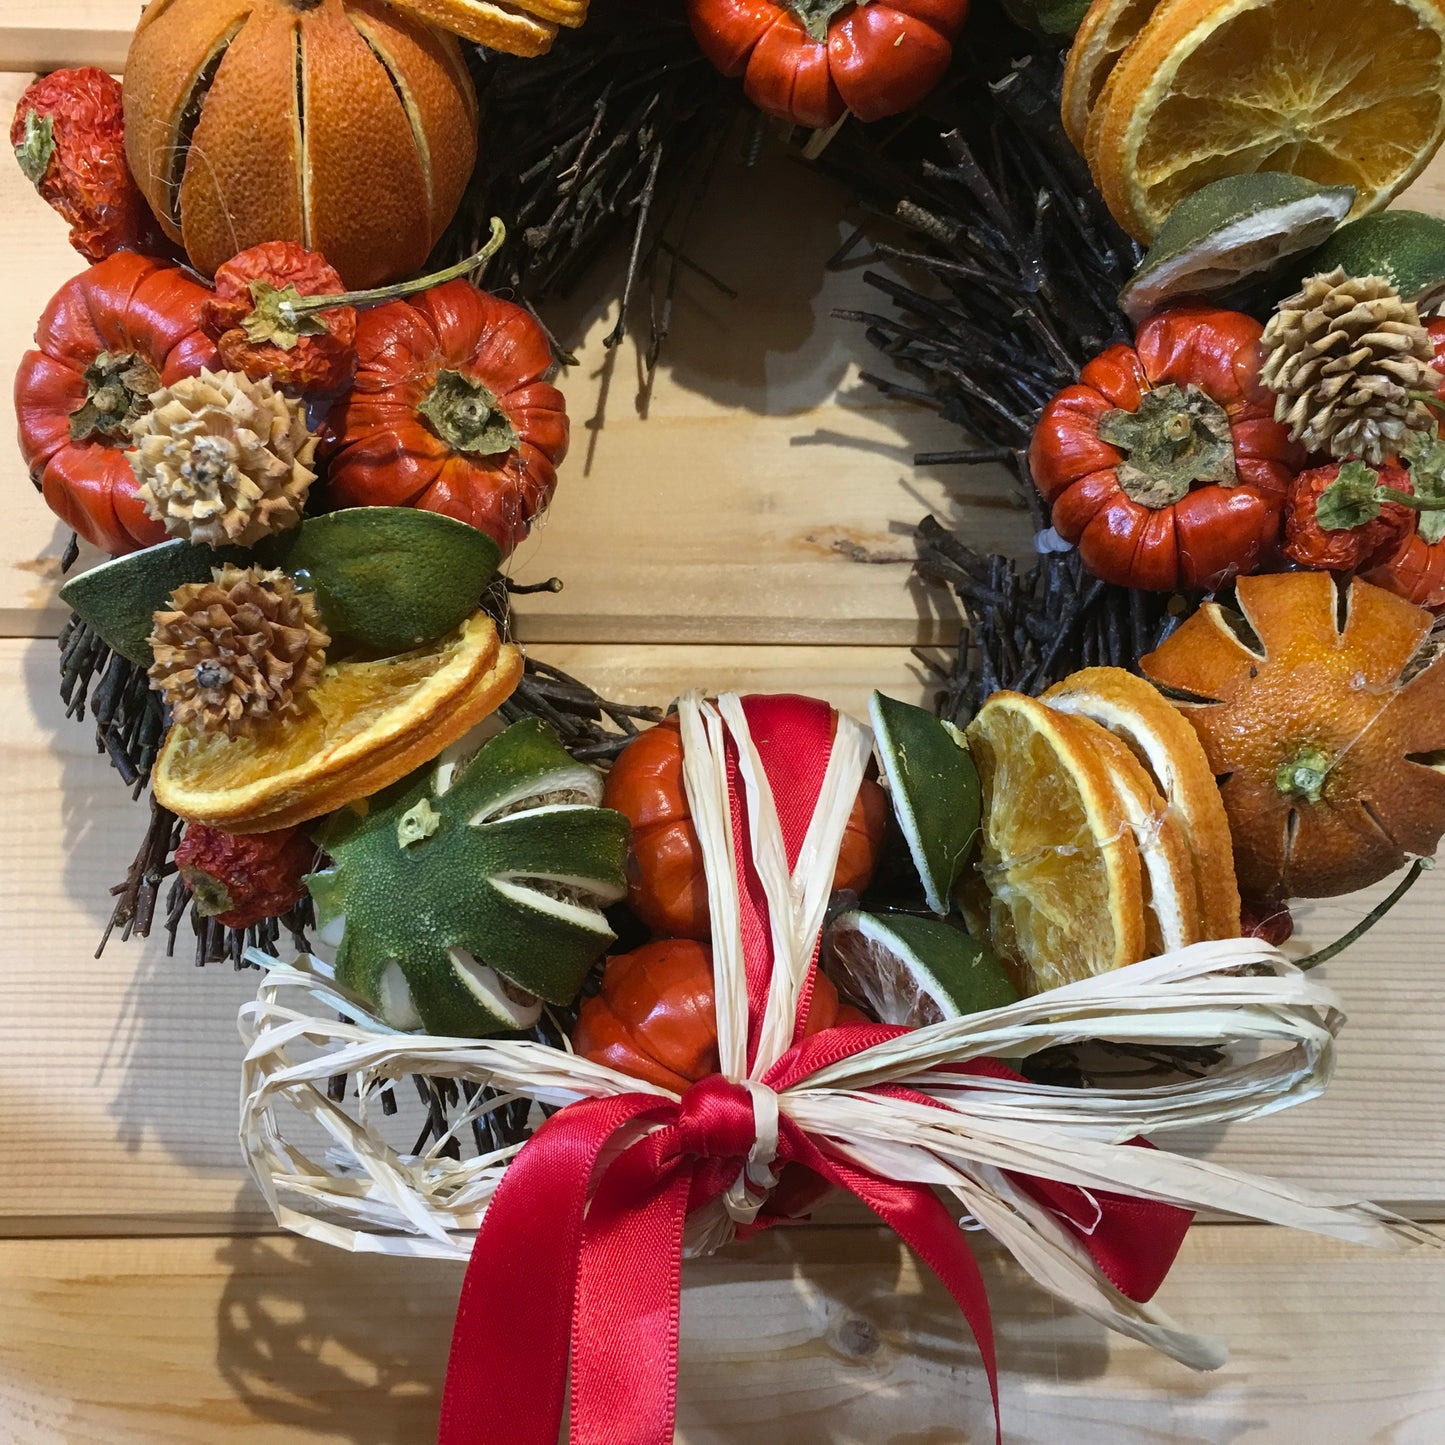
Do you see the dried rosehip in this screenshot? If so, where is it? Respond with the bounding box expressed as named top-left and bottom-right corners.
top-left (201, 241), bottom-right (358, 393)
top-left (175, 823), bottom-right (316, 929)
top-left (11, 68), bottom-right (158, 262)
top-left (1239, 897), bottom-right (1293, 947)
top-left (1282, 460), bottom-right (1417, 572)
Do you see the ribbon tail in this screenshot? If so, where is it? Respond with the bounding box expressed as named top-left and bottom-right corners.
top-left (798, 1135), bottom-right (1002, 1444)
top-left (438, 1094), bottom-right (664, 1445)
top-left (570, 1131), bottom-right (694, 1445)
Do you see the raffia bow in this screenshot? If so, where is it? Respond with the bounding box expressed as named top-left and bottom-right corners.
top-left (239, 692), bottom-right (1426, 1443)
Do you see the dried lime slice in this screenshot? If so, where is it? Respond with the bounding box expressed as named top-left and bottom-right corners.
top-left (1281, 210), bottom-right (1445, 311)
top-left (869, 691), bottom-right (980, 915)
top-left (1120, 172), bottom-right (1355, 324)
top-left (826, 910), bottom-right (1017, 1027)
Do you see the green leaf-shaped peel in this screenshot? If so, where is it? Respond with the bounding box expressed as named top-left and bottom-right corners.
top-left (869, 692), bottom-right (981, 916)
top-left (308, 719), bottom-right (630, 1036)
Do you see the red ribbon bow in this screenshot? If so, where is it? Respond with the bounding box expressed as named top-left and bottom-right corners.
top-left (439, 695), bottom-right (1192, 1444)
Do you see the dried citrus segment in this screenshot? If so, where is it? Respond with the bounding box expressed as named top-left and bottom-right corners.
top-left (1086, 0), bottom-right (1445, 240)
top-left (1061, 0), bottom-right (1162, 150)
top-left (155, 612), bottom-right (522, 832)
top-left (1141, 573), bottom-right (1445, 898)
top-left (965, 692), bottom-right (1145, 996)
top-left (1043, 666), bottom-right (1241, 938)
top-left (1085, 722), bottom-right (1202, 955)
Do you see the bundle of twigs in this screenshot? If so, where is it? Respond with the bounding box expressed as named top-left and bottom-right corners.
top-left (913, 520), bottom-right (1185, 728)
top-left (825, 14), bottom-right (1138, 488)
top-left (444, 0), bottom-right (736, 361)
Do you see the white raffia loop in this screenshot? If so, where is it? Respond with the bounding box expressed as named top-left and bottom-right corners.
top-left (239, 695), bottom-right (1435, 1356)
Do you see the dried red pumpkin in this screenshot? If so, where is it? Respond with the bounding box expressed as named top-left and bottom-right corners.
top-left (1029, 307), bottom-right (1301, 591)
top-left (201, 224), bottom-right (507, 395)
top-left (15, 251), bottom-right (218, 554)
top-left (572, 938), bottom-right (857, 1093)
top-left (10, 67), bottom-right (158, 262)
top-left (688, 0), bottom-right (967, 130)
top-left (603, 711), bottom-right (889, 942)
top-left (321, 279), bottom-right (568, 556)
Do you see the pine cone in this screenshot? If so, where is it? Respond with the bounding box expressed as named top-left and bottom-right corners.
top-left (149, 565), bottom-right (329, 738)
top-left (1260, 268), bottom-right (1443, 464)
top-left (130, 368), bottom-right (317, 547)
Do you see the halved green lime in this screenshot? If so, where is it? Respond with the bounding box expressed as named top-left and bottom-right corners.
top-left (869, 691), bottom-right (980, 916)
top-left (1120, 173), bottom-right (1356, 324)
top-left (826, 910), bottom-right (1017, 1027)
top-left (1280, 210), bottom-right (1445, 311)
top-left (58, 539), bottom-right (249, 665)
top-left (266, 508), bottom-right (501, 654)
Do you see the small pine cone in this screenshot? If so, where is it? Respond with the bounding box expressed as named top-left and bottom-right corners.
top-left (1260, 268), bottom-right (1443, 465)
top-left (149, 565), bottom-right (329, 738)
top-left (130, 367), bottom-right (317, 547)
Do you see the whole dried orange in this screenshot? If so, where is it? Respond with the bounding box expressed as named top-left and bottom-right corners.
top-left (1141, 572), bottom-right (1445, 899)
top-left (124, 0), bottom-right (478, 287)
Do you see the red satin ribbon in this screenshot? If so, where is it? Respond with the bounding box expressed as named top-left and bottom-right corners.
top-left (438, 695), bottom-right (1192, 1444)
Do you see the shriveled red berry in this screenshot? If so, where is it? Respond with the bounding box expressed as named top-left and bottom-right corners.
top-left (11, 68), bottom-right (159, 262)
top-left (175, 823), bottom-right (316, 929)
top-left (201, 241), bottom-right (357, 392)
top-left (1282, 460), bottom-right (1415, 573)
top-left (1239, 896), bottom-right (1293, 947)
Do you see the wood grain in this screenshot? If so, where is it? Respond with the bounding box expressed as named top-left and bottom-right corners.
top-left (0, 1226), bottom-right (1441, 1443)
top-left (0, 3), bottom-right (136, 73)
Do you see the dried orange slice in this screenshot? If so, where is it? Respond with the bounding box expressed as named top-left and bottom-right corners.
top-left (1043, 666), bottom-right (1241, 938)
top-left (1061, 0), bottom-right (1162, 151)
top-left (155, 612), bottom-right (522, 833)
top-left (965, 692), bottom-right (1145, 995)
top-left (1086, 723), bottom-right (1202, 956)
top-left (1086, 0), bottom-right (1445, 240)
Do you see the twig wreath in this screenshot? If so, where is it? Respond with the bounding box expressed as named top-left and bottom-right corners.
top-left (14, 0), bottom-right (1445, 1435)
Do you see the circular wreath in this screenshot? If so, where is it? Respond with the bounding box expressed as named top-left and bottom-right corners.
top-left (13, 0), bottom-right (1445, 1435)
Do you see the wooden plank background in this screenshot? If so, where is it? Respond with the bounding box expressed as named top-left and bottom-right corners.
top-left (2, 11), bottom-right (1445, 1439)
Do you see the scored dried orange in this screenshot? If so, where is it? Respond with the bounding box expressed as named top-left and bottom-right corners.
top-left (1061, 0), bottom-right (1162, 151)
top-left (965, 692), bottom-right (1145, 996)
top-left (1086, 0), bottom-right (1445, 240)
top-left (1141, 573), bottom-right (1445, 899)
top-left (1043, 666), bottom-right (1241, 938)
top-left (155, 612), bottom-right (522, 833)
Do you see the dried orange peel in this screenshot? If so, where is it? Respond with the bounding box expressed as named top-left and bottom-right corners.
top-left (155, 611), bottom-right (523, 833)
top-left (1141, 572), bottom-right (1445, 899)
